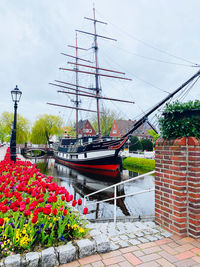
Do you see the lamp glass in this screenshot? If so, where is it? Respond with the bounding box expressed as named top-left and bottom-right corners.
top-left (11, 86), bottom-right (22, 103)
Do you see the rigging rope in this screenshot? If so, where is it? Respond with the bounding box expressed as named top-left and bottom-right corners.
top-left (95, 9), bottom-right (199, 66)
top-left (101, 49), bottom-right (170, 94)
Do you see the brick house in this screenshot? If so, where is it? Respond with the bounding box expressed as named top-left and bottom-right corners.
top-left (78, 120), bottom-right (96, 137)
top-left (109, 119), bottom-right (154, 140)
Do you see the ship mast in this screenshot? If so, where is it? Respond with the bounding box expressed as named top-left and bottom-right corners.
top-left (67, 34), bottom-right (88, 138)
top-left (75, 33), bottom-right (79, 138)
top-left (93, 8), bottom-right (101, 138)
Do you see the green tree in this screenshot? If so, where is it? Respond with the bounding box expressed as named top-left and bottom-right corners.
top-left (147, 129), bottom-right (160, 142)
top-left (0, 123), bottom-right (8, 143)
top-left (140, 138), bottom-right (153, 151)
top-left (68, 127), bottom-right (76, 137)
top-left (129, 136), bottom-right (142, 152)
top-left (0, 112), bottom-right (30, 144)
top-left (31, 114), bottom-right (63, 144)
top-left (92, 107), bottom-right (122, 136)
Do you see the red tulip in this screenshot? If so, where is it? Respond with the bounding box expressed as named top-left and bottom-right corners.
top-left (78, 199), bottom-right (82, 205)
top-left (24, 210), bottom-right (31, 217)
top-left (32, 215), bottom-right (38, 224)
top-left (52, 208), bottom-right (57, 216)
top-left (45, 204), bottom-right (52, 209)
top-left (33, 209), bottom-right (39, 216)
top-left (72, 200), bottom-right (77, 207)
top-left (0, 218), bottom-right (4, 226)
top-left (25, 198), bottom-right (30, 204)
top-left (38, 197), bottom-right (44, 203)
top-left (83, 207), bottom-right (88, 215)
top-left (43, 208), bottom-right (51, 215)
top-left (63, 209), bottom-right (67, 216)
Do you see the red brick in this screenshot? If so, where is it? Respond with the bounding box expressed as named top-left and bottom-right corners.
top-left (170, 225), bottom-right (186, 235)
top-left (189, 152), bottom-right (200, 156)
top-left (188, 137), bottom-right (200, 146)
top-left (123, 253), bottom-right (142, 265)
top-left (188, 167), bottom-right (200, 172)
top-left (189, 193), bottom-right (200, 198)
top-left (174, 137), bottom-right (186, 146)
top-left (102, 255), bottom-right (125, 265)
top-left (189, 219), bottom-right (200, 226)
top-left (190, 214), bottom-right (200, 220)
top-left (170, 184), bottom-right (186, 191)
top-left (188, 147), bottom-right (200, 151)
top-left (78, 255), bottom-right (101, 265)
top-left (170, 156), bottom-right (185, 161)
top-left (175, 251), bottom-right (195, 260)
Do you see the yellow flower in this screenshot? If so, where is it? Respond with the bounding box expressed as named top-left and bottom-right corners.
top-left (3, 234), bottom-right (7, 240)
top-left (4, 217), bottom-right (9, 223)
top-left (72, 224), bottom-right (78, 229)
top-left (22, 229), bottom-right (26, 235)
top-left (78, 228), bottom-right (85, 233)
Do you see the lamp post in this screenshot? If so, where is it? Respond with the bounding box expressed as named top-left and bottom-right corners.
top-left (10, 85), bottom-right (22, 162)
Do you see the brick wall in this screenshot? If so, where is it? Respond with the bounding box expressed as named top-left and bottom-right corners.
top-left (155, 137), bottom-right (200, 238)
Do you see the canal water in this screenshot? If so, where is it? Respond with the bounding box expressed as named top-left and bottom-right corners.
top-left (32, 157), bottom-right (155, 221)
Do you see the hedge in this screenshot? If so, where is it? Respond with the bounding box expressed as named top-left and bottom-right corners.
top-left (159, 100), bottom-right (200, 139)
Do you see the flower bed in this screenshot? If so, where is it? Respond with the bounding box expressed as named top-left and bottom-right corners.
top-left (0, 148), bottom-right (88, 258)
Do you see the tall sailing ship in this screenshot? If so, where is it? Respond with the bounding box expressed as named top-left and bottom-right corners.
top-left (48, 8), bottom-right (200, 178)
top-left (48, 8), bottom-right (134, 177)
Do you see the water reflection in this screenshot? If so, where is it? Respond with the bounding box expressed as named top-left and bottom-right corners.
top-left (32, 157), bottom-right (154, 220)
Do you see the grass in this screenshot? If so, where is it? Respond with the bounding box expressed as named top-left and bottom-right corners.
top-left (123, 157), bottom-right (155, 172)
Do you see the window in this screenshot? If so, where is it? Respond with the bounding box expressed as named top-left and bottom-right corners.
top-left (113, 130), bottom-right (117, 134)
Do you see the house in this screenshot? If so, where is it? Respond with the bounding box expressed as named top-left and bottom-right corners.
top-left (109, 119), bottom-right (154, 140)
top-left (62, 127), bottom-right (74, 138)
top-left (78, 120), bottom-right (96, 137)
top-left (110, 119), bottom-right (136, 137)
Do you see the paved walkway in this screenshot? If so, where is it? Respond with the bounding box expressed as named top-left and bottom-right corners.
top-left (0, 145), bottom-right (7, 161)
top-left (86, 221), bottom-right (172, 250)
top-left (60, 235), bottom-right (200, 267)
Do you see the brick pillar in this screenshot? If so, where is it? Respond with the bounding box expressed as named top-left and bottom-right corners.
top-left (155, 137), bottom-right (200, 238)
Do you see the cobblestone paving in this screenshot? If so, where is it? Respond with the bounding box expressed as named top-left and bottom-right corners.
top-left (86, 221), bottom-right (172, 251)
top-left (60, 235), bottom-right (200, 267)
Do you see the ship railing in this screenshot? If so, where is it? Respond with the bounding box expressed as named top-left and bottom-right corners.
top-left (83, 170), bottom-right (155, 227)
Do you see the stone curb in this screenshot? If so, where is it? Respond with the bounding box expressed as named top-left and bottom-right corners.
top-left (0, 235), bottom-right (111, 267)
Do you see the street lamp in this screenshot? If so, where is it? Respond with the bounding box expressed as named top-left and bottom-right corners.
top-left (10, 85), bottom-right (22, 162)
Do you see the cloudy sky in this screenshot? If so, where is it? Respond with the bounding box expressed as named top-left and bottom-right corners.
top-left (1, 0), bottom-right (200, 127)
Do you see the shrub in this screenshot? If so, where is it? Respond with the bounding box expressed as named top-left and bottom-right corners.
top-left (129, 136), bottom-right (142, 151)
top-left (159, 100), bottom-right (200, 139)
top-left (140, 139), bottom-right (153, 151)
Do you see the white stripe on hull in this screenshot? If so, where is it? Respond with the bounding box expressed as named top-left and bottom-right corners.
top-left (57, 149), bottom-right (116, 161)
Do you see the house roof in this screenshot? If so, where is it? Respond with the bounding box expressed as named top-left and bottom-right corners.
top-left (115, 119), bottom-right (157, 136)
top-left (78, 120), bottom-right (87, 131)
top-left (115, 120), bottom-right (136, 136)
